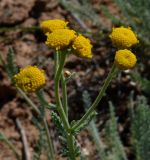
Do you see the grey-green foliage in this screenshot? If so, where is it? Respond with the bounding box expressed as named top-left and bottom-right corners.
top-left (32, 101), bottom-right (48, 160)
top-left (105, 102), bottom-right (127, 160)
top-left (4, 49), bottom-right (51, 159)
top-left (110, 0), bottom-right (150, 45)
top-left (5, 48), bottom-right (18, 80)
top-left (33, 91), bottom-right (55, 160)
top-left (130, 96), bottom-right (150, 160)
top-left (69, 91), bottom-right (97, 136)
top-left (73, 110), bottom-right (97, 134)
top-left (0, 132), bottom-right (20, 160)
top-left (82, 90), bottom-right (128, 160)
top-left (0, 53), bottom-right (4, 65)
top-left (33, 128), bottom-right (48, 160)
top-left (36, 90), bottom-right (56, 110)
top-left (82, 90), bottom-right (107, 160)
top-left (131, 72), bottom-right (150, 95)
top-left (89, 120), bottom-right (107, 160)
top-left (58, 0), bottom-right (101, 27)
top-left (101, 5), bottom-right (122, 26)
top-left (82, 90), bottom-right (91, 109)
top-left (51, 111), bottom-right (80, 158)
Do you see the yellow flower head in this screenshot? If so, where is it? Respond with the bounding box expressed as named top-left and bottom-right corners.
top-left (109, 27), bottom-right (139, 48)
top-left (13, 66), bottom-right (46, 92)
top-left (40, 19), bottom-right (68, 33)
top-left (45, 29), bottom-right (76, 50)
top-left (115, 49), bottom-right (137, 70)
top-left (72, 35), bottom-right (93, 59)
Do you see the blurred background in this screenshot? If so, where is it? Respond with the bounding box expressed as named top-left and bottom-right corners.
top-left (0, 0), bottom-right (150, 160)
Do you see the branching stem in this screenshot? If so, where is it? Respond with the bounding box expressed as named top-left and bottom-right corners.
top-left (67, 134), bottom-right (76, 160)
top-left (54, 51), bottom-right (77, 160)
top-left (54, 52), bottom-right (70, 131)
top-left (72, 64), bottom-right (118, 131)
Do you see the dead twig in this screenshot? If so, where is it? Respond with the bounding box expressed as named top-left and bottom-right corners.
top-left (16, 118), bottom-right (31, 160)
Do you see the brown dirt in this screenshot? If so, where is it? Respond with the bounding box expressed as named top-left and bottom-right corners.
top-left (0, 0), bottom-right (142, 160)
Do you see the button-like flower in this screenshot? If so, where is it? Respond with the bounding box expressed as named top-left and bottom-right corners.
top-left (109, 27), bottom-right (139, 49)
top-left (13, 66), bottom-right (46, 92)
top-left (115, 49), bottom-right (137, 70)
top-left (40, 19), bottom-right (68, 33)
top-left (45, 29), bottom-right (76, 50)
top-left (72, 35), bottom-right (93, 59)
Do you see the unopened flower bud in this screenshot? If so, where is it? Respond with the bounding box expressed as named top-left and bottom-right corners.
top-left (64, 70), bottom-right (71, 77)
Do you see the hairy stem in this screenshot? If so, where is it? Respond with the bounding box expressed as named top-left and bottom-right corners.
top-left (54, 53), bottom-right (70, 131)
top-left (54, 51), bottom-right (77, 160)
top-left (17, 88), bottom-right (40, 115)
top-left (54, 51), bottom-right (59, 78)
top-left (61, 74), bottom-right (68, 118)
top-left (36, 91), bottom-right (55, 160)
top-left (43, 119), bottom-right (55, 160)
top-left (72, 64), bottom-right (118, 131)
top-left (67, 134), bottom-right (76, 160)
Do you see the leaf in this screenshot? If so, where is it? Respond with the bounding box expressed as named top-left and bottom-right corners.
top-left (73, 110), bottom-right (97, 134)
top-left (51, 111), bottom-right (81, 157)
top-left (105, 102), bottom-right (127, 160)
top-left (5, 48), bottom-right (18, 80)
top-left (36, 90), bottom-right (56, 110)
top-left (131, 72), bottom-right (150, 95)
top-left (130, 96), bottom-right (150, 160)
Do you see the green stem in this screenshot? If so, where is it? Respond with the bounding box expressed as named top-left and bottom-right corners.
top-left (54, 51), bottom-right (59, 78)
top-left (43, 119), bottom-right (55, 160)
top-left (17, 88), bottom-right (40, 115)
top-left (67, 134), bottom-right (76, 160)
top-left (54, 52), bottom-right (70, 131)
top-left (36, 91), bottom-right (55, 160)
top-left (17, 88), bottom-right (54, 160)
top-left (72, 64), bottom-right (118, 131)
top-left (36, 90), bottom-right (56, 109)
top-left (55, 51), bottom-right (77, 160)
top-left (61, 74), bottom-right (68, 118)
top-left (1, 133), bottom-right (20, 160)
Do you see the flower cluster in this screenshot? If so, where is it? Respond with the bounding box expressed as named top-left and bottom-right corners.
top-left (109, 26), bottom-right (139, 70)
top-left (72, 35), bottom-right (93, 59)
top-left (41, 19), bottom-right (93, 59)
top-left (109, 27), bottom-right (139, 49)
top-left (40, 19), bottom-right (68, 33)
top-left (45, 29), bottom-right (76, 50)
top-left (41, 20), bottom-right (139, 68)
top-left (13, 66), bottom-right (46, 92)
top-left (115, 49), bottom-right (137, 70)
